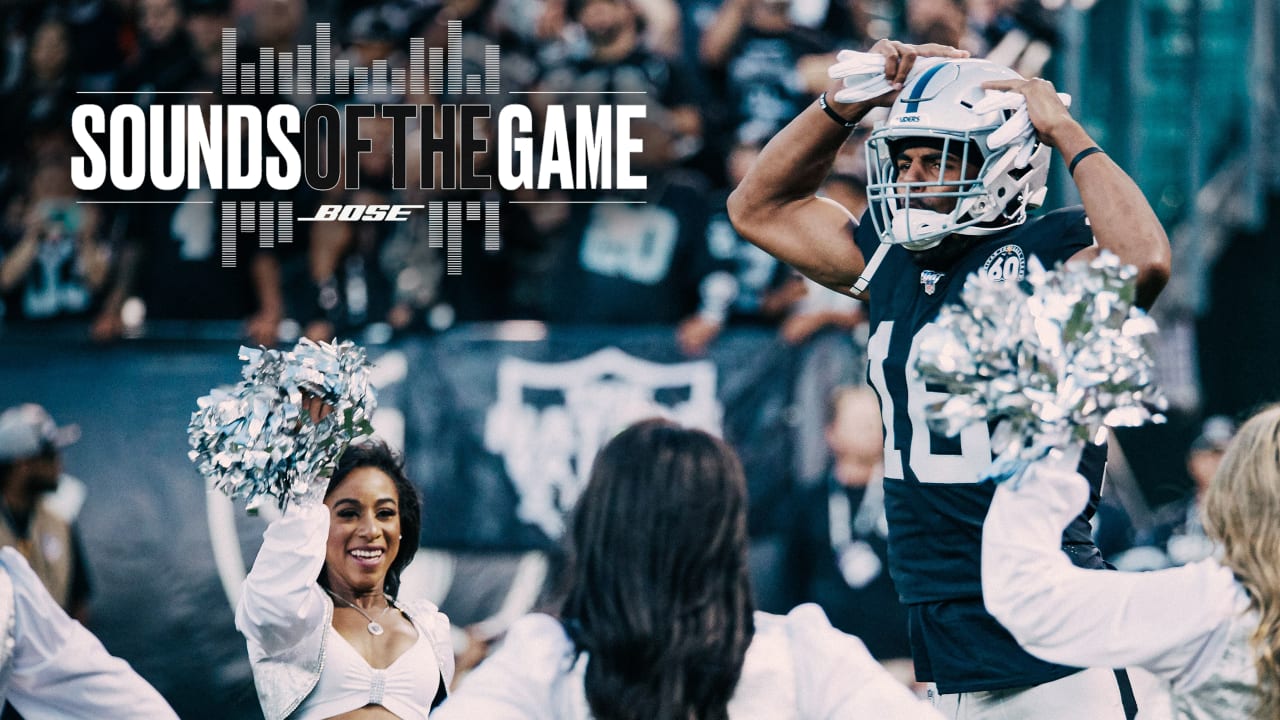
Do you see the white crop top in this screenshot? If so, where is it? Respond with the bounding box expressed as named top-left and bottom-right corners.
top-left (293, 622), bottom-right (442, 720)
top-left (236, 504), bottom-right (455, 720)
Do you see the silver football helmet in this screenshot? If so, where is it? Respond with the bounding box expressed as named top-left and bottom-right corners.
top-left (864, 59), bottom-right (1051, 252)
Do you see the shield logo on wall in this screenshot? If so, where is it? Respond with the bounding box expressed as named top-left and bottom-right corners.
top-left (483, 347), bottom-right (723, 538)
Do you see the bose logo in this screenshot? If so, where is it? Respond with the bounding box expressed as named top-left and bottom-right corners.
top-left (299, 204), bottom-right (422, 222)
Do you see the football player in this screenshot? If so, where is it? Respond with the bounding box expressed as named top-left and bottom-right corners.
top-left (729, 40), bottom-right (1170, 718)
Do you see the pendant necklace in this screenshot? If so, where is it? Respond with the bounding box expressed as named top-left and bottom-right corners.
top-left (326, 588), bottom-right (394, 636)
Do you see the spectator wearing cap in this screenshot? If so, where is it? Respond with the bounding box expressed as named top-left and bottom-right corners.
top-left (0, 405), bottom-right (91, 624)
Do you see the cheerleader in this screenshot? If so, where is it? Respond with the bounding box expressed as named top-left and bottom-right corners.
top-left (984, 405), bottom-right (1280, 719)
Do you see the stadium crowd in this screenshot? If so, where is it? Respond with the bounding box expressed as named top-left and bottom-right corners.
top-left (0, 0), bottom-right (1060, 348)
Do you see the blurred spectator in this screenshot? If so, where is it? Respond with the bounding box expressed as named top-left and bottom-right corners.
top-left (8, 17), bottom-right (77, 135)
top-left (297, 203), bottom-right (405, 343)
top-left (538, 0), bottom-right (701, 162)
top-left (967, 0), bottom-right (1058, 77)
top-left (390, 201), bottom-right (538, 331)
top-left (533, 159), bottom-right (732, 356)
top-left (414, 0), bottom-right (544, 129)
top-left (294, 114), bottom-right (404, 340)
top-left (117, 0), bottom-right (201, 99)
top-left (0, 158), bottom-right (113, 325)
top-left (398, 104), bottom-right (543, 329)
top-left (92, 84), bottom-right (288, 345)
top-left (0, 405), bottom-right (92, 624)
top-left (185, 0), bottom-right (234, 83)
top-left (680, 0), bottom-right (865, 168)
top-left (699, 0), bottom-right (833, 147)
top-left (248, 0), bottom-right (307, 52)
top-left (784, 386), bottom-right (913, 672)
top-left (0, 17), bottom-right (80, 203)
top-left (479, 0), bottom-right (548, 91)
top-left (781, 168), bottom-right (868, 483)
top-left (703, 137), bottom-right (865, 349)
top-left (705, 139), bottom-right (796, 329)
top-left (524, 0), bottom-right (729, 351)
top-left (903, 0), bottom-right (982, 56)
top-left (332, 4), bottom-right (408, 105)
top-left (790, 0), bottom-right (870, 42)
top-left (1155, 415), bottom-right (1237, 565)
top-left (63, 0), bottom-right (134, 92)
top-left (294, 115), bottom-right (407, 342)
top-left (778, 275), bottom-right (863, 346)
top-left (420, 0), bottom-right (500, 43)
top-left (1108, 416), bottom-right (1238, 571)
top-left (536, 0), bottom-right (680, 58)
top-left (625, 0), bottom-right (680, 58)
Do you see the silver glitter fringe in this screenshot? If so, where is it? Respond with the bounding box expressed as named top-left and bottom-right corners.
top-left (188, 338), bottom-right (377, 510)
top-left (916, 251), bottom-right (1166, 483)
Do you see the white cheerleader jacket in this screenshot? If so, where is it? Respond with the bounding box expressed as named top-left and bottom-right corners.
top-left (235, 503), bottom-right (455, 720)
top-left (433, 603), bottom-right (942, 719)
top-left (0, 547), bottom-right (178, 718)
top-left (983, 464), bottom-right (1260, 719)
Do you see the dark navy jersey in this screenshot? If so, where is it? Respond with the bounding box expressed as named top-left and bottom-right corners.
top-left (854, 207), bottom-right (1110, 693)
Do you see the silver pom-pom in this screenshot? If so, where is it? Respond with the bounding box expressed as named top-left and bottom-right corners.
top-left (188, 339), bottom-right (377, 510)
top-left (916, 251), bottom-right (1166, 483)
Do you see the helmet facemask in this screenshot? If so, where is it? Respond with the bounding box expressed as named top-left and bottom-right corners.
top-left (863, 60), bottom-right (1051, 252)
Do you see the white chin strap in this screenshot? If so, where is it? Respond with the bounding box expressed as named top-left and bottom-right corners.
top-left (890, 208), bottom-right (948, 251)
top-left (851, 241), bottom-right (890, 296)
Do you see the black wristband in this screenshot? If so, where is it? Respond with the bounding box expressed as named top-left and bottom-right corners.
top-left (817, 93), bottom-right (858, 129)
top-left (1068, 146), bottom-right (1105, 176)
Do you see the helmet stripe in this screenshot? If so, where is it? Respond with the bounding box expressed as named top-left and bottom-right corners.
top-left (902, 62), bottom-right (950, 113)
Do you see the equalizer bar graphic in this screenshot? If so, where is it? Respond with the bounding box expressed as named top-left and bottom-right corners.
top-left (215, 21), bottom-right (503, 273)
top-left (219, 22), bottom-right (501, 99)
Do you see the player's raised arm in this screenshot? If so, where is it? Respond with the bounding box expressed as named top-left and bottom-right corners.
top-left (983, 78), bottom-right (1171, 309)
top-left (728, 40), bottom-right (969, 296)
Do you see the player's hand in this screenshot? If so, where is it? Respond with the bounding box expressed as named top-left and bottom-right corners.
top-left (870, 39), bottom-right (968, 91)
top-left (981, 77), bottom-right (1081, 149)
top-left (826, 40), bottom-right (969, 109)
